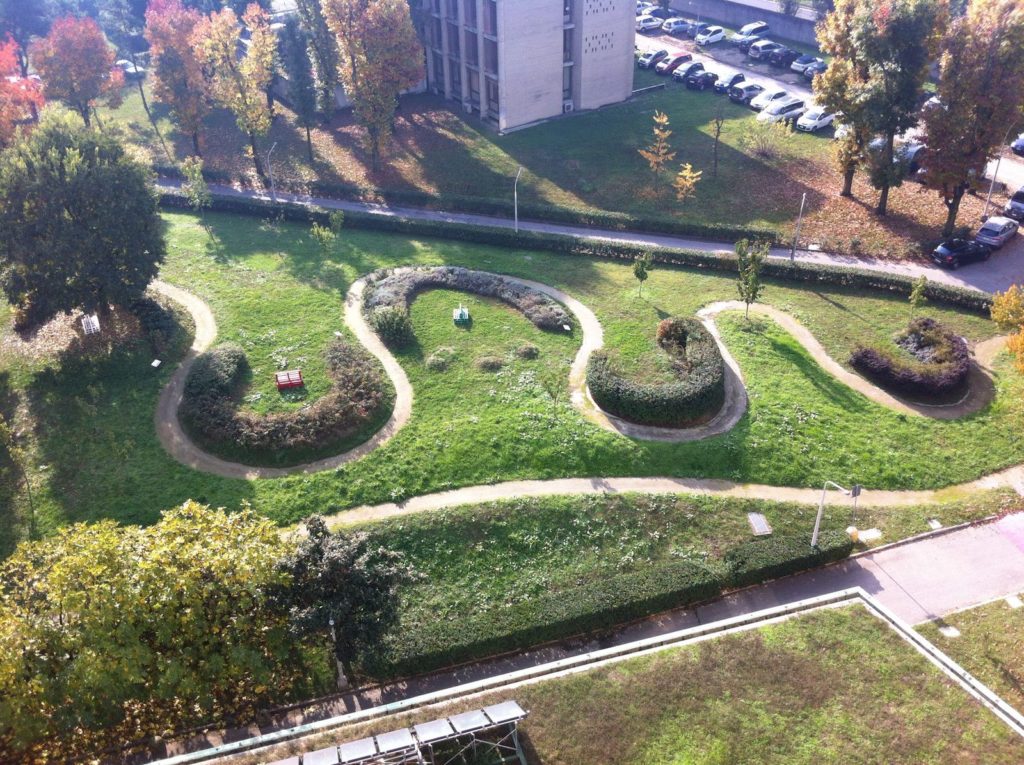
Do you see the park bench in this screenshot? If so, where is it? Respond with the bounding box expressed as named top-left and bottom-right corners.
top-left (453, 305), bottom-right (470, 326)
top-left (275, 369), bottom-right (304, 390)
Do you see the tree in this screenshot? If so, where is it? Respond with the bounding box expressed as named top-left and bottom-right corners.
top-left (909, 274), bottom-right (927, 319)
top-left (145, 0), bottom-right (211, 157)
top-left (632, 251), bottom-right (652, 297)
top-left (193, 4), bottom-right (277, 183)
top-left (812, 0), bottom-right (836, 19)
top-left (181, 155), bottom-right (212, 234)
top-left (271, 515), bottom-right (416, 686)
top-left (0, 37), bottom-right (44, 146)
top-left (858, 0), bottom-right (947, 215)
top-left (295, 0), bottom-right (340, 120)
top-left (0, 111), bottom-right (165, 328)
top-left (98, 0), bottom-right (151, 117)
top-left (992, 284), bottom-right (1024, 375)
top-left (323, 0), bottom-right (424, 170)
top-left (0, 412), bottom-right (35, 541)
top-left (29, 15), bottom-right (125, 127)
top-left (0, 502), bottom-right (311, 762)
top-left (0, 0), bottom-right (57, 77)
top-left (778, 0), bottom-right (801, 14)
top-left (711, 102), bottom-right (725, 178)
top-left (281, 17), bottom-right (318, 162)
top-left (921, 0), bottom-right (1024, 236)
top-left (637, 109), bottom-right (676, 174)
top-left (736, 239), bottom-right (768, 319)
top-left (672, 162), bottom-right (702, 203)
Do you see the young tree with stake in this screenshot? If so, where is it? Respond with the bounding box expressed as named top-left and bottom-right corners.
top-left (633, 252), bottom-right (653, 298)
top-left (736, 239), bottom-right (767, 319)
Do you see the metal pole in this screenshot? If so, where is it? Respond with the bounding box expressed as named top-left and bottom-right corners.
top-left (983, 123), bottom-right (1018, 219)
top-left (267, 141), bottom-right (278, 202)
top-left (812, 480), bottom-right (849, 548)
top-left (514, 166), bottom-right (523, 234)
top-left (791, 191), bottom-right (806, 261)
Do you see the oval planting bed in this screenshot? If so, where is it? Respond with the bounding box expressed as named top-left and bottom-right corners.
top-left (179, 340), bottom-right (393, 467)
top-left (849, 317), bottom-right (970, 402)
top-left (587, 317), bottom-right (726, 428)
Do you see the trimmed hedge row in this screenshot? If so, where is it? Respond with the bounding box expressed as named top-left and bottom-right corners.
top-left (849, 317), bottom-right (970, 399)
top-left (364, 531), bottom-right (853, 679)
top-left (586, 317), bottom-right (725, 427)
top-left (180, 340), bottom-right (391, 467)
top-left (158, 192), bottom-right (993, 314)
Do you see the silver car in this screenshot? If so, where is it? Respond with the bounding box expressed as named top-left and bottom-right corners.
top-left (1005, 187), bottom-right (1024, 221)
top-left (974, 216), bottom-right (1019, 249)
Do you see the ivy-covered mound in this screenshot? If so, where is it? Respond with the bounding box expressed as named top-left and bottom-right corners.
top-left (587, 317), bottom-right (726, 427)
top-left (849, 317), bottom-right (970, 400)
top-left (362, 266), bottom-right (572, 347)
top-left (180, 340), bottom-right (392, 467)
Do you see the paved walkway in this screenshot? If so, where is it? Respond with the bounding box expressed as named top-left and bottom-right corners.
top-left (160, 512), bottom-right (1024, 759)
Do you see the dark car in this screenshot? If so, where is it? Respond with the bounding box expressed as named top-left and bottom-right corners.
top-left (769, 47), bottom-right (801, 67)
top-left (688, 22), bottom-right (711, 38)
top-left (803, 59), bottom-right (828, 79)
top-left (737, 34), bottom-right (763, 54)
top-left (1003, 187), bottom-right (1024, 221)
top-left (672, 61), bottom-right (705, 82)
top-left (685, 70), bottom-right (719, 91)
top-left (654, 51), bottom-right (693, 75)
top-left (646, 6), bottom-right (673, 19)
top-left (1012, 133), bottom-right (1024, 157)
top-left (637, 48), bottom-right (669, 69)
top-left (729, 82), bottom-right (765, 105)
top-left (929, 238), bottom-right (993, 269)
top-left (714, 72), bottom-right (745, 94)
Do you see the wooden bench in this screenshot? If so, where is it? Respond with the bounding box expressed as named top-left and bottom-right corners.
top-left (275, 369), bottom-right (304, 390)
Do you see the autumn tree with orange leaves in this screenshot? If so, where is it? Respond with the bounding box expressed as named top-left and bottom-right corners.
top-left (323, 0), bottom-right (422, 170)
top-left (145, 0), bottom-right (210, 156)
top-left (193, 4), bottom-right (277, 183)
top-left (29, 16), bottom-right (124, 127)
top-left (0, 37), bottom-right (43, 146)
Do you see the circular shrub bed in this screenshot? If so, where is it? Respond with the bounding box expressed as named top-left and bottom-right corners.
top-left (586, 317), bottom-right (726, 427)
top-left (849, 317), bottom-right (969, 400)
top-left (180, 340), bottom-right (392, 467)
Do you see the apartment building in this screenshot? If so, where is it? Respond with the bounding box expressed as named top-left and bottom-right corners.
top-left (422, 0), bottom-right (635, 131)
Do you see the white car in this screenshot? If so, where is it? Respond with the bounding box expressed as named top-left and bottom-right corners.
top-left (796, 106), bottom-right (835, 132)
top-left (730, 21), bottom-right (769, 42)
top-left (636, 14), bottom-right (662, 32)
top-left (748, 39), bottom-right (782, 59)
top-left (695, 26), bottom-right (725, 45)
top-left (636, 1), bottom-right (655, 15)
top-left (749, 87), bottom-right (788, 111)
top-left (757, 97), bottom-right (806, 124)
top-left (662, 17), bottom-right (690, 35)
top-left (974, 216), bottom-right (1019, 249)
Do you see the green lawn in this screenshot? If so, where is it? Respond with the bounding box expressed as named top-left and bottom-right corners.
top-left (1, 209), bottom-right (1021, 553)
top-left (219, 605), bottom-right (1024, 765)
top-left (918, 592), bottom-right (1024, 715)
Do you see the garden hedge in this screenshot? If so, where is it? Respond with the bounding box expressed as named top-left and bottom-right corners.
top-left (158, 191), bottom-right (994, 315)
top-left (849, 317), bottom-right (971, 399)
top-left (364, 531), bottom-right (854, 679)
top-left (180, 340), bottom-right (391, 467)
top-left (586, 317), bottom-right (725, 427)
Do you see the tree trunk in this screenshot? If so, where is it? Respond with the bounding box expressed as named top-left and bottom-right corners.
top-left (306, 125), bottom-right (313, 163)
top-left (745, 301), bottom-right (750, 320)
top-left (249, 132), bottom-right (268, 185)
top-left (192, 130), bottom-right (202, 158)
top-left (712, 138), bottom-right (719, 178)
top-left (876, 132), bottom-right (895, 216)
top-left (80, 105), bottom-right (92, 127)
top-left (942, 185), bottom-right (967, 237)
top-left (841, 163), bottom-right (855, 197)
top-left (339, 657), bottom-right (355, 689)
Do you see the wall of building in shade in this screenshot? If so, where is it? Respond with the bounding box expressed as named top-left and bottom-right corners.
top-left (672, 0), bottom-right (818, 45)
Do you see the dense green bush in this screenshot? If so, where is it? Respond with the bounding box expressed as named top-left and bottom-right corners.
top-left (725, 532), bottom-right (854, 589)
top-left (129, 296), bottom-right (181, 354)
top-left (587, 317), bottom-right (725, 427)
top-left (180, 341), bottom-right (391, 466)
top-left (368, 305), bottom-right (415, 349)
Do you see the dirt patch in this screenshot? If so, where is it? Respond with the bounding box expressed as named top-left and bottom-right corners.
top-left (0, 307), bottom-right (144, 366)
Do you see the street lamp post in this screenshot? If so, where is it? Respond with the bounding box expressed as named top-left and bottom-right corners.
top-left (791, 192), bottom-right (807, 261)
top-left (983, 122), bottom-right (1019, 219)
top-left (514, 166), bottom-right (523, 234)
top-left (811, 480), bottom-right (862, 548)
top-left (267, 141), bottom-right (279, 202)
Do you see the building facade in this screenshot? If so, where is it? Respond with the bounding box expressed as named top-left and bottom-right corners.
top-left (422, 0), bottom-right (634, 132)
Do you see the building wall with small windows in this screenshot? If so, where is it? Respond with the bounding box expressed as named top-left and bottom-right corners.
top-left (422, 0), bottom-right (633, 132)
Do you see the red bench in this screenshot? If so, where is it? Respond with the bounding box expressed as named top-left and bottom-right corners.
top-left (275, 369), bottom-right (304, 390)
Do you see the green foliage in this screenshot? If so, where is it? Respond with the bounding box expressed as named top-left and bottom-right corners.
top-left (736, 238), bottom-right (768, 318)
top-left (181, 155), bottom-right (211, 215)
top-left (740, 118), bottom-right (794, 161)
top-left (310, 221), bottom-right (337, 250)
top-left (725, 531), bottom-right (853, 588)
top-left (633, 251), bottom-right (652, 297)
top-left (909, 275), bottom-right (927, 319)
top-left (425, 346), bottom-right (457, 371)
top-left (294, 0), bottom-right (340, 119)
top-left (369, 305), bottom-right (415, 349)
top-left (281, 17), bottom-right (319, 161)
top-left (0, 110), bottom-right (165, 328)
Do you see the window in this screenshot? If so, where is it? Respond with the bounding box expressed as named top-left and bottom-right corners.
top-left (483, 0), bottom-right (497, 36)
top-left (465, 30), bottom-right (479, 66)
top-left (447, 21), bottom-right (460, 56)
top-left (464, 0), bottom-right (477, 27)
top-left (562, 65), bottom-right (573, 100)
top-left (563, 29), bottom-right (573, 62)
top-left (429, 17), bottom-right (443, 49)
top-left (563, 0), bottom-right (573, 22)
top-left (445, 0), bottom-right (458, 18)
top-left (431, 51), bottom-right (444, 89)
top-left (484, 38), bottom-right (498, 75)
top-left (449, 60), bottom-right (461, 94)
top-left (486, 78), bottom-right (499, 116)
top-left (468, 69), bottom-right (480, 105)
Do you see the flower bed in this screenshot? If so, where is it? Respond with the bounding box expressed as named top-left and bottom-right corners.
top-left (180, 340), bottom-right (391, 467)
top-left (849, 317), bottom-right (970, 400)
top-left (586, 317), bottom-right (726, 427)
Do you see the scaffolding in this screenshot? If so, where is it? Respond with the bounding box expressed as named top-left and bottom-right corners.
top-left (270, 700), bottom-right (528, 765)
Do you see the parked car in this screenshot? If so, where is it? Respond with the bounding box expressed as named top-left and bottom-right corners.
top-left (1011, 133), bottom-right (1024, 157)
top-left (637, 48), bottom-right (669, 69)
top-left (636, 15), bottom-right (663, 33)
top-left (685, 70), bottom-right (719, 91)
top-left (636, 1), bottom-right (654, 15)
top-left (646, 7), bottom-right (673, 19)
top-left (695, 26), bottom-right (725, 45)
top-left (672, 61), bottom-right (705, 82)
top-left (654, 51), bottom-right (693, 74)
top-left (803, 59), bottom-right (828, 79)
top-left (930, 238), bottom-right (992, 269)
top-left (757, 97), bottom-right (806, 124)
top-left (868, 137), bottom-right (927, 174)
top-left (662, 17), bottom-right (691, 35)
top-left (791, 54), bottom-right (823, 74)
top-left (771, 48), bottom-right (801, 67)
top-left (749, 86), bottom-right (788, 111)
top-left (687, 22), bottom-right (711, 39)
top-left (115, 59), bottom-right (146, 79)
top-left (737, 34), bottom-right (764, 54)
top-left (748, 40), bottom-right (783, 60)
top-left (974, 216), bottom-right (1019, 249)
top-left (731, 21), bottom-right (769, 42)
top-left (796, 106), bottom-right (834, 132)
top-left (1005, 186), bottom-right (1024, 220)
top-left (729, 82), bottom-right (765, 105)
top-left (714, 72), bottom-right (745, 94)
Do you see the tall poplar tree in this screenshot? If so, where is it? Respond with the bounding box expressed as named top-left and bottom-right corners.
top-left (295, 0), bottom-right (340, 119)
top-left (281, 17), bottom-right (318, 161)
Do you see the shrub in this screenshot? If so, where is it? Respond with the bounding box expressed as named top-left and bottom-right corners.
top-left (725, 532), bottom-right (854, 589)
top-left (849, 317), bottom-right (970, 399)
top-left (475, 355), bottom-right (504, 372)
top-left (587, 318), bottom-right (725, 427)
top-left (129, 296), bottom-right (180, 354)
top-left (516, 342), bottom-right (540, 360)
top-left (425, 346), bottom-right (456, 371)
top-left (180, 340), bottom-right (391, 466)
top-left (369, 305), bottom-right (414, 349)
